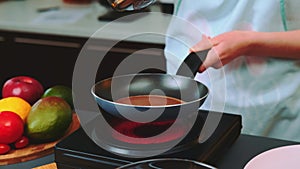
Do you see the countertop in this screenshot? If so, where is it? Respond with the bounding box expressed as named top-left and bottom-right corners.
top-left (25, 134), bottom-right (300, 169)
top-left (0, 0), bottom-right (171, 43)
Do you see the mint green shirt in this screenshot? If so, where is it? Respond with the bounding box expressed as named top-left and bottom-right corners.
top-left (165, 0), bottom-right (300, 142)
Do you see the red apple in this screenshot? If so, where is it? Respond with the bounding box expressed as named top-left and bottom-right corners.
top-left (2, 76), bottom-right (44, 105)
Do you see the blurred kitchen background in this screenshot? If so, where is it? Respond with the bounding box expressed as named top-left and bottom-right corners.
top-left (0, 0), bottom-right (174, 88)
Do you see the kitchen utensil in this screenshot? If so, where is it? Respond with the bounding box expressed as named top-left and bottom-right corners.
top-left (117, 158), bottom-right (217, 169)
top-left (90, 50), bottom-right (208, 157)
top-left (106, 0), bottom-right (156, 11)
top-left (91, 50), bottom-right (209, 122)
top-left (63, 0), bottom-right (94, 4)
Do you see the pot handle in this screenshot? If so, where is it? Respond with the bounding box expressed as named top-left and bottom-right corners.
top-left (176, 49), bottom-right (209, 78)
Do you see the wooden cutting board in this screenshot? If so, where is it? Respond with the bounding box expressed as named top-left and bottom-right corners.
top-left (0, 113), bottom-right (80, 165)
top-left (33, 162), bottom-right (57, 169)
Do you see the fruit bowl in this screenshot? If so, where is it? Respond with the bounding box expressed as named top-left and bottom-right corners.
top-left (0, 76), bottom-right (78, 165)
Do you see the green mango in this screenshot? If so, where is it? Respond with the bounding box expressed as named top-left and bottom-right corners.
top-left (26, 96), bottom-right (72, 143)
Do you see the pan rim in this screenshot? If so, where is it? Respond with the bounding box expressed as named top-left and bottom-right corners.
top-left (91, 73), bottom-right (209, 108)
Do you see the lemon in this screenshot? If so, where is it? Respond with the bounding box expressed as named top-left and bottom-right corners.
top-left (0, 97), bottom-right (31, 122)
top-left (26, 96), bottom-right (72, 142)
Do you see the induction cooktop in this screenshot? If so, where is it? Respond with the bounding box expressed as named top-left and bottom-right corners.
top-left (55, 110), bottom-right (242, 169)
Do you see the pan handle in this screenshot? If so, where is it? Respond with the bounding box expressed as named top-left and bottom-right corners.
top-left (176, 49), bottom-right (209, 78)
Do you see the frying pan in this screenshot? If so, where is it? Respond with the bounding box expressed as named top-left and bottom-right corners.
top-left (91, 50), bottom-right (209, 122)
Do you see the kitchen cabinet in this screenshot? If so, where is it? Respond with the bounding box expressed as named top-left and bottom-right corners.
top-left (0, 30), bottom-right (166, 90)
top-left (0, 0), bottom-right (170, 91)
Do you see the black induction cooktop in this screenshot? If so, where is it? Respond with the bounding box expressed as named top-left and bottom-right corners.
top-left (54, 110), bottom-right (242, 169)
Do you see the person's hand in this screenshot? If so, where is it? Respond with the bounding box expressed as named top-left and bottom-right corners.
top-left (191, 31), bottom-right (254, 72)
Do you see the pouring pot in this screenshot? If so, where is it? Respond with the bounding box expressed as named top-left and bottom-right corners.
top-left (91, 50), bottom-right (209, 122)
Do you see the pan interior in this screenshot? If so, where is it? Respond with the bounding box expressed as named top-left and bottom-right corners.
top-left (93, 74), bottom-right (208, 105)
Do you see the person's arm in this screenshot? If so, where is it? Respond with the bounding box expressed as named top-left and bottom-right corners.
top-left (248, 30), bottom-right (300, 58)
top-left (191, 30), bottom-right (300, 72)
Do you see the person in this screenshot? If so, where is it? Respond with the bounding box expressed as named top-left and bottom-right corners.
top-left (164, 0), bottom-right (300, 142)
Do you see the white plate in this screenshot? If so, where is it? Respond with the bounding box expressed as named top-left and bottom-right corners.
top-left (244, 144), bottom-right (300, 169)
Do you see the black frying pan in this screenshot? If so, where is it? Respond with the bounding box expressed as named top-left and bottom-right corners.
top-left (91, 50), bottom-right (209, 122)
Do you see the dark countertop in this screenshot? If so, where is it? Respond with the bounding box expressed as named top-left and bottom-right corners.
top-left (216, 134), bottom-right (298, 169)
top-left (2, 134), bottom-right (298, 169)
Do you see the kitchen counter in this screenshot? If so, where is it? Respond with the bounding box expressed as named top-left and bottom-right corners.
top-left (0, 0), bottom-right (171, 44)
top-left (10, 134), bottom-right (299, 169)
